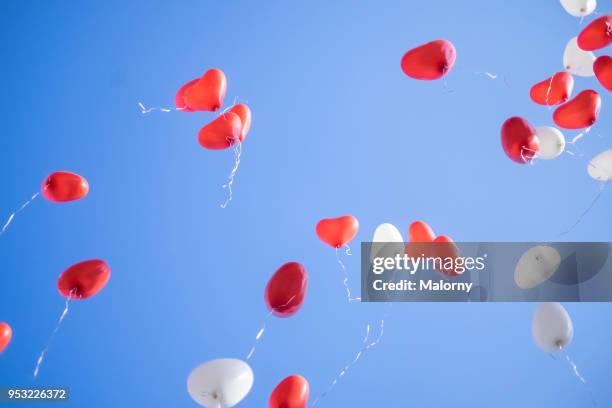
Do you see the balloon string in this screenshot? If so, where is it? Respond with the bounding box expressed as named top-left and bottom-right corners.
top-left (138, 102), bottom-right (185, 114)
top-left (335, 245), bottom-right (360, 302)
top-left (245, 295), bottom-right (296, 361)
top-left (310, 318), bottom-right (385, 407)
top-left (220, 141), bottom-right (242, 209)
top-left (33, 291), bottom-right (74, 378)
top-left (560, 348), bottom-right (597, 406)
top-left (1, 192), bottom-right (39, 237)
top-left (558, 183), bottom-right (607, 237)
top-left (545, 75), bottom-right (554, 109)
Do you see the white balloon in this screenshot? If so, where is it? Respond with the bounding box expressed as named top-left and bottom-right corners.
top-left (588, 149), bottom-right (612, 181)
top-left (187, 359), bottom-right (254, 408)
top-left (514, 246), bottom-right (561, 289)
top-left (535, 127), bottom-right (565, 160)
top-left (370, 223), bottom-right (404, 261)
top-left (532, 302), bottom-right (574, 352)
top-left (560, 0), bottom-right (596, 17)
top-left (563, 37), bottom-right (596, 77)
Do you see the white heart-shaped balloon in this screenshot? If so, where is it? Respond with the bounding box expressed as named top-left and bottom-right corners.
top-left (535, 127), bottom-right (565, 160)
top-left (187, 359), bottom-right (254, 408)
top-left (370, 223), bottom-right (404, 261)
top-left (514, 245), bottom-right (561, 289)
top-left (532, 302), bottom-right (573, 352)
top-left (563, 37), bottom-right (596, 77)
top-left (560, 0), bottom-right (597, 17)
top-left (588, 149), bottom-right (612, 181)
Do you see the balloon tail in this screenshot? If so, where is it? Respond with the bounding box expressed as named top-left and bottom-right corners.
top-left (544, 75), bottom-right (555, 109)
top-left (220, 142), bottom-right (242, 209)
top-left (521, 147), bottom-right (537, 165)
top-left (246, 313), bottom-right (270, 361)
top-left (1, 192), bottom-right (39, 236)
top-left (335, 245), bottom-right (360, 302)
top-left (558, 183), bottom-right (607, 237)
top-left (138, 102), bottom-right (183, 114)
top-left (33, 293), bottom-right (73, 378)
top-left (311, 319), bottom-right (385, 407)
top-left (561, 348), bottom-right (597, 406)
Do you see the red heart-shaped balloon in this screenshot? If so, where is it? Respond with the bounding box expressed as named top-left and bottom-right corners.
top-left (57, 259), bottom-right (111, 300)
top-left (0, 322), bottom-right (12, 353)
top-left (183, 68), bottom-right (227, 112)
top-left (500, 117), bottom-right (539, 164)
top-left (228, 103), bottom-right (252, 142)
top-left (401, 39), bottom-right (456, 80)
top-left (529, 72), bottom-right (574, 105)
top-left (432, 235), bottom-right (462, 276)
top-left (198, 112), bottom-right (242, 150)
top-left (269, 375), bottom-right (309, 408)
top-left (408, 220), bottom-right (436, 242)
top-left (594, 56), bottom-right (612, 92)
top-left (265, 262), bottom-right (308, 318)
top-left (577, 15), bottom-right (612, 51)
top-left (553, 89), bottom-right (601, 129)
top-left (316, 215), bottom-right (359, 248)
top-left (41, 171), bottom-right (89, 203)
top-left (175, 79), bottom-right (198, 112)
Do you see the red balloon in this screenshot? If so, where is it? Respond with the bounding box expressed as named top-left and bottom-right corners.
top-left (432, 235), bottom-right (462, 276)
top-left (401, 40), bottom-right (456, 80)
top-left (57, 259), bottom-right (110, 300)
top-left (0, 322), bottom-right (12, 353)
top-left (269, 375), bottom-right (309, 408)
top-left (198, 112), bottom-right (242, 150)
top-left (594, 56), bottom-right (612, 92)
top-left (408, 220), bottom-right (436, 243)
top-left (265, 262), bottom-right (308, 318)
top-left (41, 171), bottom-right (89, 202)
top-left (553, 90), bottom-right (601, 129)
top-left (315, 215), bottom-right (359, 248)
top-left (175, 79), bottom-right (198, 112)
top-left (183, 68), bottom-right (227, 112)
top-left (228, 103), bottom-right (252, 142)
top-left (529, 72), bottom-right (574, 105)
top-left (577, 15), bottom-right (612, 51)
top-left (500, 117), bottom-right (539, 164)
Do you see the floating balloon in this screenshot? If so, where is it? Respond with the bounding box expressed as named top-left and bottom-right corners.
top-left (535, 126), bottom-right (565, 159)
top-left (404, 221), bottom-right (461, 275)
top-left (563, 37), bottom-right (596, 77)
top-left (400, 40), bottom-right (456, 80)
top-left (500, 117), bottom-right (539, 164)
top-left (57, 259), bottom-right (110, 299)
top-left (41, 172), bottom-right (89, 203)
top-left (0, 322), bottom-right (12, 353)
top-left (560, 0), bottom-right (597, 17)
top-left (515, 246), bottom-right (561, 289)
top-left (181, 68), bottom-right (227, 112)
top-left (187, 359), bottom-right (254, 408)
top-left (316, 215), bottom-right (359, 248)
top-left (532, 302), bottom-right (573, 352)
top-left (269, 375), bottom-right (309, 408)
top-left (577, 15), bottom-right (611, 51)
top-left (594, 56), bottom-right (612, 91)
top-left (370, 223), bottom-right (404, 261)
top-left (553, 89), bottom-right (601, 129)
top-left (529, 72), bottom-right (574, 105)
top-left (407, 220), bottom-right (436, 243)
top-left (198, 112), bottom-right (243, 150)
top-left (587, 149), bottom-right (612, 181)
top-left (228, 104), bottom-right (252, 142)
top-left (265, 262), bottom-right (308, 318)
top-left (432, 235), bottom-right (462, 276)
top-left (175, 79), bottom-right (198, 112)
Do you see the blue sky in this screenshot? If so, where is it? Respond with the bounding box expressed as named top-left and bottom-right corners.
top-left (1, 1), bottom-right (611, 407)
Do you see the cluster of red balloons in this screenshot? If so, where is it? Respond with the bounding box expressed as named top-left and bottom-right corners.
top-left (404, 220), bottom-right (461, 276)
top-left (175, 68), bottom-right (252, 150)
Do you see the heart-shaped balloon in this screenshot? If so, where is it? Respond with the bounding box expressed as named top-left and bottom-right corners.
top-left (0, 322), bottom-right (12, 353)
top-left (41, 171), bottom-right (89, 203)
top-left (187, 359), bottom-right (254, 408)
top-left (594, 56), bottom-right (612, 92)
top-left (500, 117), bottom-right (539, 164)
top-left (57, 259), bottom-right (111, 300)
top-left (228, 103), bottom-right (252, 142)
top-left (432, 235), bottom-right (462, 276)
top-left (563, 37), bottom-right (596, 77)
top-left (198, 112), bottom-right (243, 150)
top-left (553, 89), bottom-right (601, 129)
top-left (408, 220), bottom-right (436, 243)
top-left (175, 79), bottom-right (198, 112)
top-left (269, 375), bottom-right (309, 408)
top-left (577, 15), bottom-right (612, 51)
top-left (401, 39), bottom-right (456, 80)
top-left (183, 68), bottom-right (227, 112)
top-left (316, 215), bottom-right (359, 248)
top-left (265, 262), bottom-right (308, 318)
top-left (529, 72), bottom-right (574, 105)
